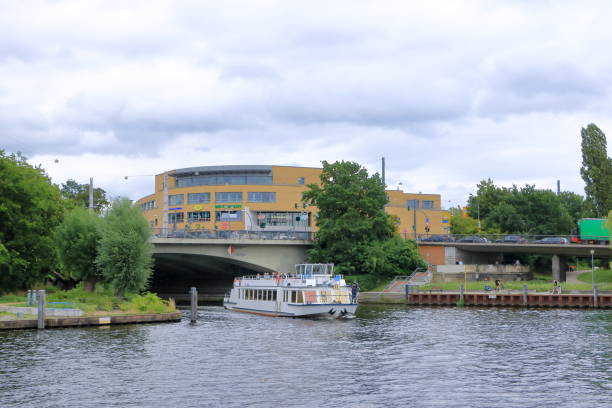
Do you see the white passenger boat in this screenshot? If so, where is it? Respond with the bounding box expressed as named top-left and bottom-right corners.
top-left (223, 263), bottom-right (358, 318)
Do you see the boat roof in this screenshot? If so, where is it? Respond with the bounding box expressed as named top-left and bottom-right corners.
top-left (294, 263), bottom-right (334, 275)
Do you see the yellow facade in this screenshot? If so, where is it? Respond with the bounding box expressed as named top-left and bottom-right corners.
top-left (385, 190), bottom-right (451, 239)
top-left (135, 165), bottom-right (449, 237)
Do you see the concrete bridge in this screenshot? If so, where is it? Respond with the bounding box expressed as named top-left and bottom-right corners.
top-left (149, 234), bottom-right (611, 299)
top-left (419, 241), bottom-right (612, 282)
top-left (151, 237), bottom-right (310, 301)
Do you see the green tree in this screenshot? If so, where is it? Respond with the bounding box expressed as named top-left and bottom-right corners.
top-left (580, 123), bottom-right (612, 217)
top-left (0, 151), bottom-right (65, 293)
top-left (467, 179), bottom-right (511, 220)
top-left (450, 215), bottom-right (479, 234)
top-left (503, 185), bottom-right (573, 235)
top-left (96, 199), bottom-right (153, 296)
top-left (362, 236), bottom-right (425, 279)
top-left (303, 161), bottom-right (424, 276)
top-left (54, 207), bottom-right (103, 291)
top-left (558, 191), bottom-right (586, 226)
top-left (60, 179), bottom-right (110, 214)
top-left (467, 180), bottom-right (574, 235)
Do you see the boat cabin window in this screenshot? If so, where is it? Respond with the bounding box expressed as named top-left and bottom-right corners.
top-left (290, 290), bottom-right (304, 303)
top-left (243, 289), bottom-right (278, 301)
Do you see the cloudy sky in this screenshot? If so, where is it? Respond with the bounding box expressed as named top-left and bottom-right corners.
top-left (2, 0), bottom-right (612, 206)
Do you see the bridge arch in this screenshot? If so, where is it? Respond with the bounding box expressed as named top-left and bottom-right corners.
top-left (150, 238), bottom-right (311, 301)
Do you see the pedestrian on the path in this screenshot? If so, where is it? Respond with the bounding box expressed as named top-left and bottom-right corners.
top-left (495, 279), bottom-right (504, 291)
top-left (552, 280), bottom-right (560, 294)
top-left (351, 282), bottom-right (360, 304)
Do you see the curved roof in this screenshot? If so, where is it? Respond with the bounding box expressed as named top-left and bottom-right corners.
top-left (173, 165), bottom-right (272, 176)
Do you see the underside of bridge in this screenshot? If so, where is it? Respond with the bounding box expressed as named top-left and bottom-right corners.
top-left (150, 253), bottom-right (261, 303)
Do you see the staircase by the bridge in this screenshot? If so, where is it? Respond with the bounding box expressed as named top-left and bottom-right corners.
top-left (383, 268), bottom-right (432, 293)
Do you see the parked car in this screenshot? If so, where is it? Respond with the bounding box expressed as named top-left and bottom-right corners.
top-left (457, 236), bottom-right (489, 243)
top-left (495, 235), bottom-right (528, 244)
top-left (535, 237), bottom-right (569, 244)
top-left (420, 234), bottom-right (455, 242)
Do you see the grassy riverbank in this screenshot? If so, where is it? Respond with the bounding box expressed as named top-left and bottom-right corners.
top-left (349, 269), bottom-right (612, 293)
top-left (416, 280), bottom-right (612, 292)
top-left (577, 268), bottom-right (612, 284)
top-left (0, 285), bottom-right (176, 320)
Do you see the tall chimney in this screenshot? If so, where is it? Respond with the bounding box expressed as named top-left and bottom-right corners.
top-left (382, 157), bottom-right (386, 188)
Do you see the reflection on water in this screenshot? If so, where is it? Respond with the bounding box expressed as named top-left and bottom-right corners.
top-left (1, 306), bottom-right (610, 407)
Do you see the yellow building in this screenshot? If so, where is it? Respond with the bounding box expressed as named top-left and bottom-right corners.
top-left (135, 165), bottom-right (449, 238)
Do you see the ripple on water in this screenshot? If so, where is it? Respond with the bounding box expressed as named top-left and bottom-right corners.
top-left (0, 306), bottom-right (610, 408)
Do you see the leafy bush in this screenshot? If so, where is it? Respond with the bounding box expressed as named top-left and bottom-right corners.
top-left (96, 199), bottom-right (153, 296)
top-left (0, 294), bottom-right (26, 303)
top-left (119, 292), bottom-right (174, 313)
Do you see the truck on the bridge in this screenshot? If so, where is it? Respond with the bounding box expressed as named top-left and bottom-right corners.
top-left (570, 218), bottom-right (610, 245)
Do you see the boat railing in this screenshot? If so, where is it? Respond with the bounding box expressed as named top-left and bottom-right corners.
top-left (238, 273), bottom-right (342, 281)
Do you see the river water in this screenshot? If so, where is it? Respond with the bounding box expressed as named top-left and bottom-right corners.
top-left (1, 305), bottom-right (610, 408)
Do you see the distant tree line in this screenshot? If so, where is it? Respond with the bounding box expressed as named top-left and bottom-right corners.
top-left (0, 150), bottom-right (152, 295)
top-left (453, 123), bottom-right (612, 236)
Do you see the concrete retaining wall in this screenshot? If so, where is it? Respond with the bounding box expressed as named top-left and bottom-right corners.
top-left (0, 312), bottom-right (182, 330)
top-left (432, 264), bottom-right (531, 283)
top-left (0, 306), bottom-right (84, 317)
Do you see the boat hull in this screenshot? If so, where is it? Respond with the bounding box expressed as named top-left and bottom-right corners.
top-left (224, 302), bottom-right (358, 318)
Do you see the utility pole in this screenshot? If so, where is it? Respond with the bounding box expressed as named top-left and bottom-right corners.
top-left (477, 201), bottom-right (481, 233)
top-left (162, 174), bottom-right (168, 238)
top-left (413, 206), bottom-right (417, 241)
top-left (88, 177), bottom-right (94, 213)
top-left (381, 157), bottom-right (386, 188)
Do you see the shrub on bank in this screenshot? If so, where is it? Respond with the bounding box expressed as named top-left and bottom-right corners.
top-left (119, 292), bottom-right (175, 314)
top-left (0, 284), bottom-right (176, 315)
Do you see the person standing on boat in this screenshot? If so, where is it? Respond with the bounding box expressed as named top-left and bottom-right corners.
top-left (351, 282), bottom-right (360, 304)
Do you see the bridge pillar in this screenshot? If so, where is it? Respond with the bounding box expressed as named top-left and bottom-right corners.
top-left (552, 254), bottom-right (567, 282)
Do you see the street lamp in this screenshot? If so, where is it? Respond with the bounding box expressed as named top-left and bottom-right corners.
top-left (590, 249), bottom-right (595, 289)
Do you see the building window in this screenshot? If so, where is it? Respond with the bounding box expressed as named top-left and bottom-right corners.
top-left (247, 192), bottom-right (276, 203)
top-left (215, 192), bottom-right (243, 203)
top-left (168, 212), bottom-right (184, 224)
top-left (169, 194), bottom-right (184, 205)
top-left (422, 200), bottom-right (434, 209)
top-left (407, 199), bottom-right (419, 209)
top-left (254, 211), bottom-right (309, 228)
top-left (188, 211), bottom-right (211, 222)
top-left (140, 200), bottom-right (157, 211)
top-left (188, 193), bottom-right (211, 204)
top-left (176, 175), bottom-right (272, 187)
top-left (215, 211), bottom-right (243, 221)
top-left (298, 177), bottom-right (305, 185)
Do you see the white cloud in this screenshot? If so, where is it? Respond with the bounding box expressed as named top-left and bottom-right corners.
top-left (3, 0), bottom-right (612, 205)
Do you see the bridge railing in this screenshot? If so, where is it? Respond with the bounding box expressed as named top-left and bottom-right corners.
top-left (412, 233), bottom-right (610, 245)
top-left (152, 228), bottom-right (315, 241)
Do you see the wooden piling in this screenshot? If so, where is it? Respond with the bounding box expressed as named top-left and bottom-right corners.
top-left (190, 287), bottom-right (198, 323)
top-left (37, 290), bottom-right (45, 329)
